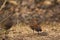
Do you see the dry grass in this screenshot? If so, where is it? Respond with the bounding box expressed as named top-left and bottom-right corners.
top-left (2, 22), bottom-right (60, 40)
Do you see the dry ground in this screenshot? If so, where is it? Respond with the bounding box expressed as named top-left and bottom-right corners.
top-left (0, 22), bottom-right (60, 40)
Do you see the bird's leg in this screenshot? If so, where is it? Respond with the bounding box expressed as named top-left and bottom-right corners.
top-left (38, 31), bottom-right (40, 35)
top-left (33, 30), bottom-right (34, 33)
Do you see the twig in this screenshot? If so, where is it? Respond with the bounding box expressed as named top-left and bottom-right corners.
top-left (0, 13), bottom-right (13, 24)
top-left (0, 0), bottom-right (7, 11)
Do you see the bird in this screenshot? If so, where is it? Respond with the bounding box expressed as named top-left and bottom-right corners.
top-left (30, 24), bottom-right (42, 34)
top-left (4, 18), bottom-right (13, 30)
top-left (4, 21), bottom-right (13, 30)
top-left (29, 18), bottom-right (42, 34)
